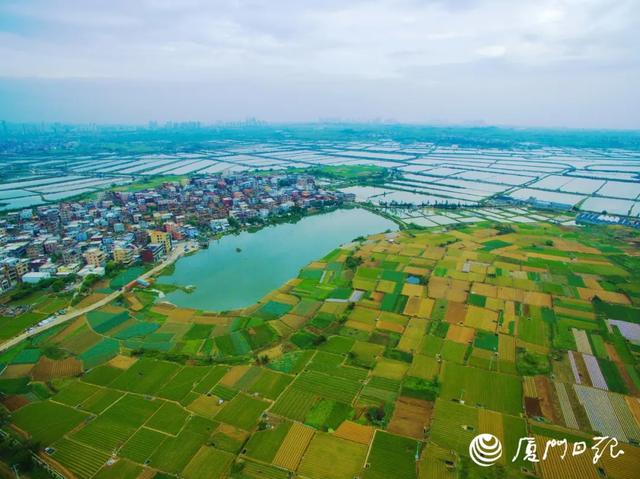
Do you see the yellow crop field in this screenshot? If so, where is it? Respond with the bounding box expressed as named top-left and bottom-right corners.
top-left (334, 420), bottom-right (374, 445)
top-left (404, 266), bottom-right (429, 276)
top-left (471, 282), bottom-right (498, 298)
top-left (422, 247), bottom-right (445, 260)
top-left (109, 355), bottom-right (138, 369)
top-left (398, 318), bottom-right (428, 352)
top-left (403, 296), bottom-right (421, 316)
top-left (401, 283), bottom-right (426, 297)
top-left (376, 279), bottom-right (397, 294)
top-left (534, 435), bottom-right (600, 479)
top-left (377, 321), bottom-right (405, 334)
top-left (523, 291), bottom-right (551, 307)
top-left (497, 286), bottom-right (524, 302)
top-left (219, 365), bottom-right (251, 387)
top-left (345, 320), bottom-right (375, 332)
top-left (498, 334), bottom-right (516, 362)
top-left (478, 409), bottom-right (505, 464)
top-left (601, 441), bottom-right (640, 479)
top-left (554, 307), bottom-right (595, 320)
top-left (485, 296), bottom-right (505, 311)
top-left (417, 297), bottom-right (434, 318)
top-left (577, 288), bottom-right (630, 304)
top-left (446, 324), bottom-right (475, 344)
top-left (408, 354), bottom-right (440, 379)
top-left (187, 394), bottom-right (225, 419)
top-left (464, 305), bottom-right (498, 331)
top-left (272, 422), bottom-right (315, 470)
top-left (281, 313), bottom-right (307, 329)
top-left (373, 358), bottom-right (409, 380)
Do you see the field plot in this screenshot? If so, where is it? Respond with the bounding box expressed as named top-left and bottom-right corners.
top-left (119, 427), bottom-right (169, 463)
top-left (12, 401), bottom-right (89, 444)
top-left (110, 358), bottom-right (181, 395)
top-left (215, 393), bottom-right (269, 430)
top-left (244, 419), bottom-right (292, 462)
top-left (440, 362), bottom-right (522, 414)
top-left (3, 216), bottom-right (640, 479)
top-left (387, 396), bottom-right (433, 439)
top-left (181, 446), bottom-right (235, 479)
top-left (298, 433), bottom-right (367, 479)
top-left (272, 422), bottom-right (315, 470)
top-left (50, 438), bottom-right (110, 478)
top-left (364, 431), bottom-right (418, 479)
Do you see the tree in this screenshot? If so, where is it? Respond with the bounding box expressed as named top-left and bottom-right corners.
top-left (365, 405), bottom-right (386, 425)
top-left (227, 216), bottom-right (241, 229)
top-left (345, 254), bottom-right (363, 270)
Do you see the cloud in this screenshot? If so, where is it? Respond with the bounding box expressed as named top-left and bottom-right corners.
top-left (0, 0), bottom-right (638, 127)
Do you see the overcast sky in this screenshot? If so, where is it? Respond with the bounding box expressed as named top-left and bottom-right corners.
top-left (0, 0), bottom-right (638, 128)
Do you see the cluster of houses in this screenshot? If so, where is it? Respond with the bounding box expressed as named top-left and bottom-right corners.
top-left (0, 172), bottom-right (350, 293)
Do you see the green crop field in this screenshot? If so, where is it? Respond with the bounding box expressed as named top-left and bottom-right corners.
top-left (271, 387), bottom-right (319, 421)
top-left (214, 393), bottom-right (269, 430)
top-left (12, 401), bottom-right (89, 444)
top-left (146, 401), bottom-right (190, 435)
top-left (440, 361), bottom-right (522, 415)
top-left (244, 420), bottom-right (292, 462)
top-left (119, 427), bottom-right (169, 463)
top-left (3, 221), bottom-right (640, 479)
top-left (110, 358), bottom-right (181, 394)
top-left (364, 431), bottom-right (419, 479)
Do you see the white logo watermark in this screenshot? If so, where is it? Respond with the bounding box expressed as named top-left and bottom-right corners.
top-left (469, 433), bottom-right (503, 466)
top-left (469, 434), bottom-right (625, 467)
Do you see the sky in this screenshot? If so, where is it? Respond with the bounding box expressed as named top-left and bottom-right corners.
top-left (0, 0), bottom-right (638, 128)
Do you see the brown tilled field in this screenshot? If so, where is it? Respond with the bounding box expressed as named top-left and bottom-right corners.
top-left (387, 396), bottom-right (433, 439)
top-left (31, 357), bottom-right (82, 381)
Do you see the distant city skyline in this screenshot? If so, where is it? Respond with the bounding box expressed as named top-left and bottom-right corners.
top-left (0, 0), bottom-right (638, 129)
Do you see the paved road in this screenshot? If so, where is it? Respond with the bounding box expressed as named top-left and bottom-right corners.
top-left (0, 243), bottom-right (190, 353)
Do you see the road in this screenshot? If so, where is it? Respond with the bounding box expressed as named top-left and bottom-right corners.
top-left (0, 242), bottom-right (191, 353)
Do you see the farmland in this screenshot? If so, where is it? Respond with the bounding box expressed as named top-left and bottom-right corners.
top-left (1, 220), bottom-right (640, 478)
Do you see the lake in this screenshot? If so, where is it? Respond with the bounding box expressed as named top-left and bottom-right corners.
top-left (157, 208), bottom-right (397, 311)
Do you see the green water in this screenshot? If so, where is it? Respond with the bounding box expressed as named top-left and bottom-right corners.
top-left (158, 208), bottom-right (397, 311)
